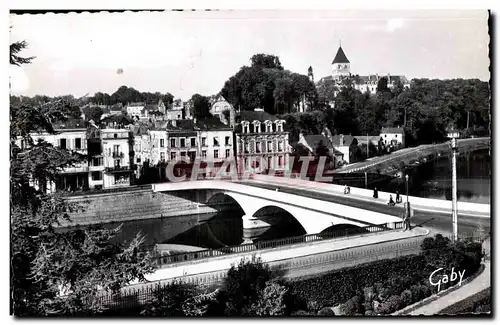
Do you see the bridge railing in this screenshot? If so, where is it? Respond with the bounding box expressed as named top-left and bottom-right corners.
top-left (152, 221), bottom-right (403, 268)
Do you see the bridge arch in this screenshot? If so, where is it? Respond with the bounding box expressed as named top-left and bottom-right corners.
top-left (205, 190), bottom-right (367, 235)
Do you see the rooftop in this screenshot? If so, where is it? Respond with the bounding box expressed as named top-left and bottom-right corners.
top-left (238, 110), bottom-right (280, 122)
top-left (332, 46), bottom-right (350, 64)
top-left (381, 127), bottom-right (405, 134)
top-left (331, 134), bottom-right (356, 147)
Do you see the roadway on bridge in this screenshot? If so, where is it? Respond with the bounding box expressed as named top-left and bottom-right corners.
top-left (240, 181), bottom-right (490, 236)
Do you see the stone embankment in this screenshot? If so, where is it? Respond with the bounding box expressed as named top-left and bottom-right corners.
top-left (61, 189), bottom-right (216, 227)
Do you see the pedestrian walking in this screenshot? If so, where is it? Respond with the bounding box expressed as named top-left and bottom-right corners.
top-left (373, 187), bottom-right (378, 199)
top-left (396, 190), bottom-right (401, 203)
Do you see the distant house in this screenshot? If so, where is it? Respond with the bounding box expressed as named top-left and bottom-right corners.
top-left (297, 133), bottom-right (344, 168)
top-left (166, 99), bottom-right (184, 120)
top-left (210, 95), bottom-right (234, 125)
top-left (330, 134), bottom-right (359, 164)
top-left (380, 127), bottom-right (405, 148)
top-left (446, 128), bottom-right (462, 139)
top-left (353, 135), bottom-right (384, 155)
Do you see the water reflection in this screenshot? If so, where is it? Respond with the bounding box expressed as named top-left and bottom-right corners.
top-left (382, 149), bottom-right (490, 204)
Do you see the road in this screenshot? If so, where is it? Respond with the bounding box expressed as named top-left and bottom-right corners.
top-left (336, 137), bottom-right (489, 174)
top-left (240, 181), bottom-right (490, 236)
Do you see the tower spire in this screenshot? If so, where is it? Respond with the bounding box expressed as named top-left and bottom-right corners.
top-left (339, 38), bottom-right (342, 48)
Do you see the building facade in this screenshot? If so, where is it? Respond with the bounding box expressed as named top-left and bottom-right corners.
top-left (380, 127), bottom-right (405, 148)
top-left (330, 134), bottom-right (359, 164)
top-left (210, 95), bottom-right (234, 125)
top-left (101, 129), bottom-right (135, 188)
top-left (233, 109), bottom-right (291, 174)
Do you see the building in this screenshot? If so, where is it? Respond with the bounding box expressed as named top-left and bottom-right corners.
top-left (197, 118), bottom-right (234, 175)
top-left (297, 133), bottom-right (344, 168)
top-left (210, 95), bottom-right (234, 125)
top-left (24, 119), bottom-right (90, 192)
top-left (166, 98), bottom-right (185, 120)
top-left (330, 134), bottom-right (359, 164)
top-left (380, 127), bottom-right (405, 148)
top-left (353, 135), bottom-right (384, 155)
top-left (101, 129), bottom-right (135, 188)
top-left (446, 127), bottom-right (462, 139)
top-left (233, 109), bottom-right (290, 174)
top-left (126, 102), bottom-right (145, 117)
top-left (316, 45), bottom-right (411, 99)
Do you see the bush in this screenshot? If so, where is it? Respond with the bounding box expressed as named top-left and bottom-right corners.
top-left (220, 256), bottom-right (275, 316)
top-left (306, 300), bottom-right (320, 313)
top-left (248, 280), bottom-right (289, 316)
top-left (378, 295), bottom-right (403, 314)
top-left (400, 290), bottom-right (413, 306)
top-left (318, 307), bottom-right (335, 316)
top-left (140, 282), bottom-right (196, 316)
top-left (291, 310), bottom-right (314, 316)
top-left (363, 286), bottom-right (376, 303)
top-left (343, 296), bottom-right (362, 315)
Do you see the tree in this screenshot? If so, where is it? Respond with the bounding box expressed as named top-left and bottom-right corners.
top-left (81, 106), bottom-right (104, 122)
top-left (220, 256), bottom-right (274, 316)
top-left (250, 53), bottom-right (283, 70)
top-left (190, 94), bottom-right (212, 119)
top-left (249, 280), bottom-right (289, 316)
top-left (10, 41), bottom-right (155, 316)
top-left (10, 40), bottom-right (35, 66)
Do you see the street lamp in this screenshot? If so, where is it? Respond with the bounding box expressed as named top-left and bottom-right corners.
top-left (405, 174), bottom-right (409, 204)
top-left (451, 137), bottom-right (458, 242)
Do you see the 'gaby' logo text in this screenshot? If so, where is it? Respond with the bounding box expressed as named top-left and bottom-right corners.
top-left (429, 267), bottom-right (465, 293)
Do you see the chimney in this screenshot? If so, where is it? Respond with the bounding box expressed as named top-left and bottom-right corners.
top-left (171, 120), bottom-right (177, 127)
top-left (340, 134), bottom-right (344, 146)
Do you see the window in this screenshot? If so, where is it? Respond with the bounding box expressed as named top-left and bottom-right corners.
top-left (255, 123), bottom-right (260, 133)
top-left (202, 137), bottom-right (207, 146)
top-left (267, 156), bottom-right (272, 168)
top-left (213, 137), bottom-right (219, 146)
top-left (278, 156), bottom-right (284, 167)
top-left (171, 138), bottom-right (176, 147)
top-left (225, 136), bottom-right (230, 146)
top-left (180, 152), bottom-right (186, 159)
top-left (278, 141), bottom-right (283, 152)
top-left (202, 150), bottom-right (207, 159)
top-left (243, 125), bottom-right (249, 133)
top-left (225, 149), bottom-right (230, 158)
top-left (276, 124), bottom-right (282, 132)
top-left (214, 150), bottom-right (219, 159)
top-left (136, 157), bottom-right (141, 163)
top-left (114, 145), bottom-right (119, 153)
top-left (180, 138), bottom-right (186, 147)
top-left (114, 159), bottom-right (120, 168)
top-left (91, 172), bottom-right (102, 181)
top-left (160, 152), bottom-right (165, 161)
top-left (170, 152), bottom-right (176, 160)
top-left (75, 138), bottom-right (82, 149)
top-left (59, 138), bottom-right (67, 149)
top-left (188, 151), bottom-right (196, 161)
top-left (256, 142), bottom-right (261, 153)
top-left (91, 157), bottom-right (103, 166)
top-left (160, 139), bottom-right (165, 148)
top-left (190, 138), bottom-right (196, 147)
top-left (114, 133), bottom-right (118, 139)
top-left (215, 105), bottom-right (220, 112)
top-left (266, 124), bottom-right (272, 133)
top-left (244, 143), bottom-right (249, 153)
top-left (267, 141), bottom-right (273, 152)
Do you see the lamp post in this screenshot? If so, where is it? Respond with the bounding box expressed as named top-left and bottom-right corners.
top-left (451, 137), bottom-right (458, 242)
top-left (405, 174), bottom-right (409, 205)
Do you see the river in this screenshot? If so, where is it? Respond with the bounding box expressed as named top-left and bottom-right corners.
top-left (380, 148), bottom-right (491, 204)
top-left (85, 149), bottom-right (490, 251)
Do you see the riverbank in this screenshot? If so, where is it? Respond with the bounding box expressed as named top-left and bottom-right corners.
top-left (338, 137), bottom-right (490, 176)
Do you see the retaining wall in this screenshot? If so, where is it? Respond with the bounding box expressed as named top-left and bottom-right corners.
top-left (62, 189), bottom-right (216, 227)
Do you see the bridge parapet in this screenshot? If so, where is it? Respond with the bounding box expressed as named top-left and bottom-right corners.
top-left (251, 175), bottom-right (490, 216)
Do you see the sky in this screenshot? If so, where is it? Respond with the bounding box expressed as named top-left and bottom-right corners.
top-left (9, 10), bottom-right (490, 100)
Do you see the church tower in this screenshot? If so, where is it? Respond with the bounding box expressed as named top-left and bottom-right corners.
top-left (331, 43), bottom-right (351, 80)
top-left (308, 66), bottom-right (314, 83)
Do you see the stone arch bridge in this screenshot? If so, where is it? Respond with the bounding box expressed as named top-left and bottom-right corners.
top-left (152, 180), bottom-right (401, 235)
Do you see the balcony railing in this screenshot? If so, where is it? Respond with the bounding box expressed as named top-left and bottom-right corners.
top-left (105, 165), bottom-right (135, 173)
top-left (112, 152), bottom-right (124, 158)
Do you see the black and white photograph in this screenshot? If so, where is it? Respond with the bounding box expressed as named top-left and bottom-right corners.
top-left (8, 7), bottom-right (491, 318)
